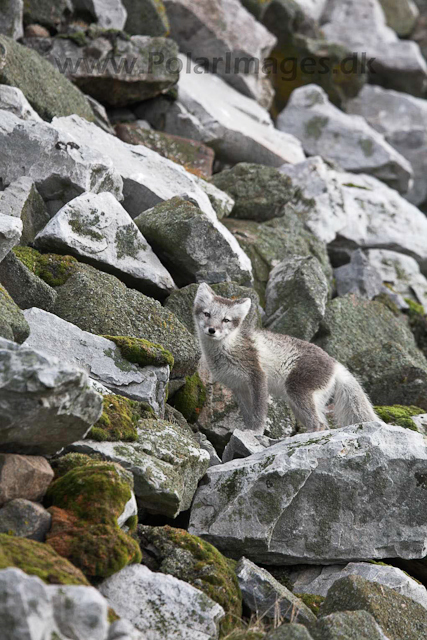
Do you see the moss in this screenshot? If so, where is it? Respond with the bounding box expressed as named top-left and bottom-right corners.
top-left (108, 608), bottom-right (120, 624)
top-left (304, 115), bottom-right (329, 140)
top-left (103, 335), bottom-right (174, 369)
top-left (405, 298), bottom-right (427, 359)
top-left (359, 138), bottom-right (374, 157)
top-left (374, 405), bottom-right (424, 431)
top-left (124, 514), bottom-right (138, 533)
top-left (13, 246), bottom-right (78, 287)
top-left (51, 452), bottom-right (104, 479)
top-left (0, 534), bottom-right (89, 585)
top-left (296, 593), bottom-right (325, 615)
top-left (171, 372), bottom-right (207, 423)
top-left (373, 292), bottom-right (400, 316)
top-left (89, 394), bottom-right (153, 442)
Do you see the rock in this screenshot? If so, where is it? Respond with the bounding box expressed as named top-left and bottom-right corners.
top-left (264, 255), bottom-right (329, 341)
top-left (321, 575), bottom-right (427, 640)
top-left (134, 197), bottom-right (253, 287)
top-left (346, 85), bottom-right (427, 207)
top-left (0, 177), bottom-right (50, 246)
top-left (138, 54), bottom-right (305, 168)
top-left (51, 262), bottom-right (200, 379)
top-left (0, 499), bottom-right (51, 541)
top-left (312, 610), bottom-right (389, 640)
top-left (0, 0), bottom-right (23, 40)
top-left (35, 192), bottom-right (176, 299)
top-left (0, 454), bottom-right (53, 506)
top-left (195, 177), bottom-right (234, 219)
top-left (0, 285), bottom-right (29, 342)
top-left (236, 557), bottom-right (316, 624)
top-left (0, 213), bottom-right (22, 263)
top-left (194, 433), bottom-right (222, 467)
top-left (50, 583), bottom-right (110, 640)
top-left (265, 625), bottom-right (314, 640)
top-left (378, 0), bottom-right (419, 36)
top-left (23, 0), bottom-right (72, 29)
top-left (115, 122), bottom-right (215, 178)
top-left (0, 111), bottom-right (123, 216)
top-left (0, 337), bottom-right (103, 455)
top-left (413, 413), bottom-right (427, 434)
top-left (100, 564), bottom-right (225, 640)
top-left (24, 308), bottom-right (169, 415)
top-left (67, 418), bottom-right (210, 517)
top-left (321, 0), bottom-right (427, 97)
top-left (24, 23), bottom-right (50, 38)
top-left (289, 561), bottom-right (427, 610)
top-left (122, 0), bottom-right (169, 36)
top-left (280, 157), bottom-right (427, 274)
top-left (51, 114), bottom-right (217, 220)
top-left (222, 430), bottom-right (266, 463)
top-left (136, 524), bottom-right (242, 635)
top-left (0, 86), bottom-right (41, 121)
top-left (90, 393), bottom-right (158, 443)
top-left (163, 0), bottom-right (276, 108)
top-left (334, 250), bottom-right (383, 300)
top-left (0, 251), bottom-right (57, 311)
top-left (277, 85), bottom-right (413, 194)
top-left (375, 404), bottom-right (427, 433)
top-left (108, 619), bottom-right (146, 640)
top-left (0, 35), bottom-right (95, 122)
top-left (73, 0), bottom-right (127, 29)
top-left (188, 423), bottom-right (427, 564)
top-left (28, 32), bottom-right (178, 107)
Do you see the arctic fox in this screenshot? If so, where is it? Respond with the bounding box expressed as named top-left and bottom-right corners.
top-left (193, 283), bottom-right (378, 434)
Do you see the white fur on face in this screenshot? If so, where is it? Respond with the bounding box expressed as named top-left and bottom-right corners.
top-left (194, 284), bottom-right (251, 341)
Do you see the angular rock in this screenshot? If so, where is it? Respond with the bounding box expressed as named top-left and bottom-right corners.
top-left (23, 0), bottom-right (72, 29)
top-left (51, 114), bottom-right (218, 219)
top-left (378, 0), bottom-right (419, 36)
top-left (321, 0), bottom-right (427, 96)
top-left (321, 575), bottom-right (427, 640)
top-left (0, 337), bottom-right (103, 455)
top-left (334, 249), bottom-right (383, 300)
top-left (222, 430), bottom-right (266, 463)
top-left (189, 423), bottom-right (427, 564)
top-left (236, 557), bottom-right (316, 624)
top-left (52, 263), bottom-right (200, 378)
top-left (0, 0), bottom-right (23, 40)
top-left (264, 255), bottom-right (329, 341)
top-left (137, 54), bottom-right (306, 167)
top-left (122, 0), bottom-right (169, 36)
top-left (0, 285), bottom-right (29, 342)
top-left (0, 499), bottom-right (52, 541)
top-left (194, 432), bottom-right (222, 467)
top-left (0, 251), bottom-right (57, 312)
top-left (266, 625), bottom-right (314, 640)
top-left (51, 584), bottom-right (110, 640)
top-left (277, 84), bottom-right (413, 194)
top-left (0, 176), bottom-right (50, 246)
top-left (100, 564), bottom-right (225, 640)
top-left (24, 308), bottom-right (169, 415)
top-left (67, 418), bottom-right (210, 517)
top-left (28, 32), bottom-right (178, 107)
top-left (0, 454), bottom-right (53, 506)
top-left (346, 84), bottom-right (427, 206)
top-left (135, 197), bottom-right (253, 287)
top-left (0, 35), bottom-right (95, 122)
top-left (73, 0), bottom-right (127, 29)
top-left (280, 157), bottom-right (427, 274)
top-left (289, 561), bottom-right (427, 610)
top-left (312, 610), bottom-right (389, 640)
top-left (35, 192), bottom-right (176, 298)
top-left (195, 177), bottom-right (234, 219)
top-left (0, 213), bottom-right (21, 262)
top-left (0, 111), bottom-right (123, 215)
top-left (0, 85), bottom-right (42, 121)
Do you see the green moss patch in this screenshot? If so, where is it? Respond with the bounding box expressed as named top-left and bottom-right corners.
top-left (13, 246), bottom-right (78, 287)
top-left (51, 452), bottom-right (103, 479)
top-left (171, 372), bottom-right (207, 423)
top-left (296, 593), bottom-right (325, 615)
top-left (89, 394), bottom-right (154, 442)
top-left (103, 335), bottom-right (174, 369)
top-left (375, 405), bottom-right (425, 431)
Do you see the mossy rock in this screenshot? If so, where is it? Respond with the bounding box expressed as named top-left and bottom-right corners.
top-left (171, 372), bottom-right (207, 424)
top-left (122, 0), bottom-right (170, 37)
top-left (103, 335), bottom-right (174, 369)
top-left (13, 246), bottom-right (78, 288)
top-left (296, 593), bottom-right (325, 616)
top-left (405, 298), bottom-right (427, 360)
top-left (90, 394), bottom-right (154, 442)
top-left (374, 405), bottom-right (425, 431)
top-left (0, 533), bottom-right (89, 585)
top-left (51, 452), bottom-right (104, 479)
top-left (225, 630), bottom-right (265, 640)
top-left (0, 284), bottom-right (30, 343)
top-left (137, 525), bottom-right (242, 635)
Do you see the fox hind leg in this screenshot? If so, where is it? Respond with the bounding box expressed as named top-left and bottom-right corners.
top-left (286, 391), bottom-right (326, 433)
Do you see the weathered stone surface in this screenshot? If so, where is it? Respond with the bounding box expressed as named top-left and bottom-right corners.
top-left (0, 499), bottom-right (52, 541)
top-left (289, 561), bottom-right (427, 610)
top-left (189, 423), bottom-right (427, 564)
top-left (52, 263), bottom-right (199, 378)
top-left (28, 32), bottom-right (178, 107)
top-left (108, 619), bottom-right (146, 640)
top-left (51, 114), bottom-right (217, 219)
top-left (321, 0), bottom-right (427, 96)
top-left (0, 213), bottom-right (21, 262)
top-left (334, 250), bottom-right (383, 300)
top-left (277, 84), bottom-right (413, 194)
top-left (122, 0), bottom-right (170, 36)
top-left (24, 308), bottom-right (169, 415)
top-left (51, 583), bottom-right (110, 640)
top-left (73, 0), bottom-right (127, 29)
top-left (378, 0), bottom-right (419, 36)
top-left (321, 575), bottom-right (427, 640)
top-left (236, 557), bottom-right (316, 624)
top-left (366, 249), bottom-right (427, 310)
top-left (312, 610), bottom-right (389, 640)
top-left (346, 84), bottom-right (427, 206)
top-left (0, 111), bottom-right (123, 215)
top-left (0, 177), bottom-right (50, 246)
top-left (67, 418), bottom-right (209, 517)
top-left (0, 285), bottom-right (29, 342)
top-left (0, 251), bottom-right (57, 312)
top-left (138, 55), bottom-right (305, 167)
top-left (0, 35), bottom-right (95, 122)
top-left (100, 564), bottom-right (225, 640)
top-left (280, 157), bottom-right (427, 274)
top-left (194, 176), bottom-right (235, 219)
top-left (195, 433), bottom-right (222, 467)
top-left (264, 255), bottom-right (328, 341)
top-left (35, 192), bottom-right (175, 298)
top-left (135, 197), bottom-right (252, 287)
top-left (0, 337), bottom-right (103, 455)
top-left (0, 85), bottom-right (41, 121)
top-left (23, 0), bottom-right (72, 29)
top-left (0, 454), bottom-right (53, 507)
top-left (222, 430), bottom-right (266, 463)
top-left (266, 624), bottom-right (314, 640)
top-left (0, 0), bottom-right (23, 40)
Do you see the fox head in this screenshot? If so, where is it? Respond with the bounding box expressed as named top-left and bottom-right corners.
top-left (193, 283), bottom-right (252, 341)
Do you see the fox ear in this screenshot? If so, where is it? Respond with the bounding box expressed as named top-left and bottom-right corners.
top-left (195, 282), bottom-right (215, 305)
top-left (235, 297), bottom-right (251, 320)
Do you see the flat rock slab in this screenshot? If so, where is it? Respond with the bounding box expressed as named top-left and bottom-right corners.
top-left (35, 191), bottom-right (175, 299)
top-left (23, 308), bottom-right (169, 415)
top-left (99, 564), bottom-right (225, 640)
top-left (189, 423), bottom-right (427, 564)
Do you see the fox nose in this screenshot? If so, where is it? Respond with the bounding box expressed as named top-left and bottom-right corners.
top-left (209, 328), bottom-right (216, 335)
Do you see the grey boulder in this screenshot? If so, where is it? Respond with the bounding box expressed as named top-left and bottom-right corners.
top-left (0, 85), bottom-right (42, 121)
top-left (189, 423), bottom-right (427, 564)
top-left (0, 498), bottom-right (51, 541)
top-left (0, 176), bottom-right (50, 246)
top-left (378, 0), bottom-right (419, 36)
top-left (0, 251), bottom-right (57, 312)
top-left (334, 249), bottom-right (383, 300)
top-left (72, 0), bottom-right (127, 29)
top-left (312, 610), bottom-right (389, 640)
top-left (0, 285), bottom-right (29, 343)
top-left (0, 0), bottom-right (23, 40)
top-left (0, 213), bottom-right (21, 263)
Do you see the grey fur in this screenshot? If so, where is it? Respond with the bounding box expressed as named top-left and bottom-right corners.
top-left (193, 283), bottom-right (378, 434)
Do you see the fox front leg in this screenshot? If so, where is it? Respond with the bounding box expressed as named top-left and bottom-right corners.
top-left (235, 372), bottom-right (268, 435)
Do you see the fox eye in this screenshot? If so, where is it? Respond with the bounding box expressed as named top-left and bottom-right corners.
top-left (204, 312), bottom-right (211, 318)
top-left (223, 318), bottom-right (231, 323)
